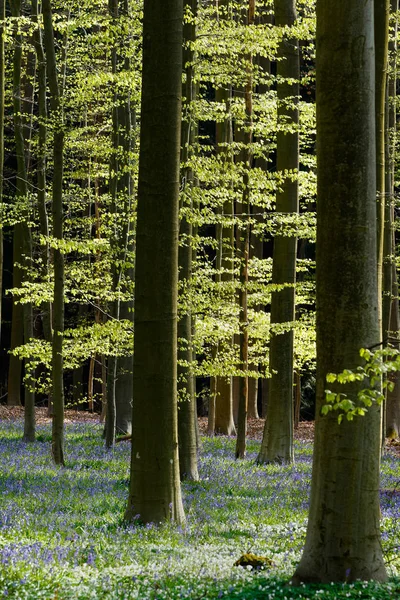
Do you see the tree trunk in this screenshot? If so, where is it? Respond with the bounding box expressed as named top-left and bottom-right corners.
top-left (42, 0), bottom-right (65, 466)
top-left (385, 0), bottom-right (400, 439)
top-left (257, 0), bottom-right (299, 465)
top-left (9, 0), bottom-right (35, 438)
top-left (386, 260), bottom-right (400, 438)
top-left (114, 0), bottom-right (135, 438)
top-left (235, 0), bottom-right (254, 459)
top-left (124, 0), bottom-right (185, 525)
top-left (214, 118), bottom-right (235, 434)
top-left (8, 227), bottom-right (23, 407)
top-left (32, 0), bottom-right (53, 348)
top-left (105, 0), bottom-right (120, 448)
top-left (212, 0), bottom-right (236, 437)
top-left (247, 377), bottom-right (259, 419)
top-left (106, 0), bottom-right (135, 445)
top-left (0, 0), bottom-right (4, 354)
top-left (8, 1), bottom-right (25, 408)
top-left (375, 0), bottom-right (390, 337)
top-left (178, 0), bottom-right (199, 481)
top-left (292, 0), bottom-right (387, 583)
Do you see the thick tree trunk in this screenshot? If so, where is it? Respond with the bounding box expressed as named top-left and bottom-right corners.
top-left (292, 0), bottom-right (387, 583)
top-left (42, 0), bottom-right (65, 466)
top-left (125, 0), bottom-right (185, 525)
top-left (257, 0), bottom-right (299, 465)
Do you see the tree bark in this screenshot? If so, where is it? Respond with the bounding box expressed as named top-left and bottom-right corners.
top-left (124, 0), bottom-right (185, 525)
top-left (292, 0), bottom-right (387, 583)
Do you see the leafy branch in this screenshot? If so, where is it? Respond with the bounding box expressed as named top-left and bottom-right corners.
top-left (322, 346), bottom-right (400, 423)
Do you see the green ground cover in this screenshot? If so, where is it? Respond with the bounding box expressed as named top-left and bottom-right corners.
top-left (0, 420), bottom-right (398, 599)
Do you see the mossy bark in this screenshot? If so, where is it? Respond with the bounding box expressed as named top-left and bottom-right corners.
top-left (292, 0), bottom-right (387, 583)
top-left (125, 0), bottom-right (185, 525)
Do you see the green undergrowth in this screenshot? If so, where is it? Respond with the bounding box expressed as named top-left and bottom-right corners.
top-left (0, 420), bottom-right (398, 599)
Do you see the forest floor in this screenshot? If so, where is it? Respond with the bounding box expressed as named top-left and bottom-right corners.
top-left (0, 410), bottom-right (398, 598)
top-left (1, 405), bottom-right (398, 456)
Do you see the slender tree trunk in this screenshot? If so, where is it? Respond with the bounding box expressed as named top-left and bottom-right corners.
top-left (294, 370), bottom-right (301, 429)
top-left (9, 0), bottom-right (35, 438)
top-left (115, 0), bottom-right (135, 438)
top-left (42, 0), bottom-right (65, 466)
top-left (8, 1), bottom-right (25, 408)
top-left (21, 39), bottom-right (35, 440)
top-left (125, 0), bottom-right (185, 525)
top-left (178, 0), bottom-right (199, 481)
top-left (386, 0), bottom-right (400, 439)
top-left (213, 0), bottom-right (236, 437)
top-left (386, 260), bottom-right (400, 438)
top-left (235, 0), bottom-right (254, 459)
top-left (292, 0), bottom-right (387, 583)
top-left (247, 222), bottom-right (262, 420)
top-left (257, 0), bottom-right (299, 465)
top-left (0, 0), bottom-right (4, 352)
top-left (251, 11), bottom-right (272, 422)
top-left (208, 370), bottom-right (216, 435)
top-left (375, 0), bottom-right (390, 337)
top-left (106, 0), bottom-right (135, 444)
top-left (32, 0), bottom-right (52, 348)
top-left (105, 0), bottom-right (119, 448)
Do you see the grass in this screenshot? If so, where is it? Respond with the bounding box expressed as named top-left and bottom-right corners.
top-left (0, 420), bottom-right (398, 599)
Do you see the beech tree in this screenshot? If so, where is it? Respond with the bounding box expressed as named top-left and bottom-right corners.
top-left (375, 0), bottom-right (390, 337)
top-left (178, 0), bottom-right (199, 481)
top-left (385, 0), bottom-right (400, 439)
top-left (292, 0), bottom-right (387, 583)
top-left (257, 0), bottom-right (299, 465)
top-left (42, 0), bottom-right (66, 465)
top-left (0, 0), bottom-right (4, 354)
top-left (125, 0), bottom-right (185, 525)
top-left (211, 0), bottom-right (236, 438)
